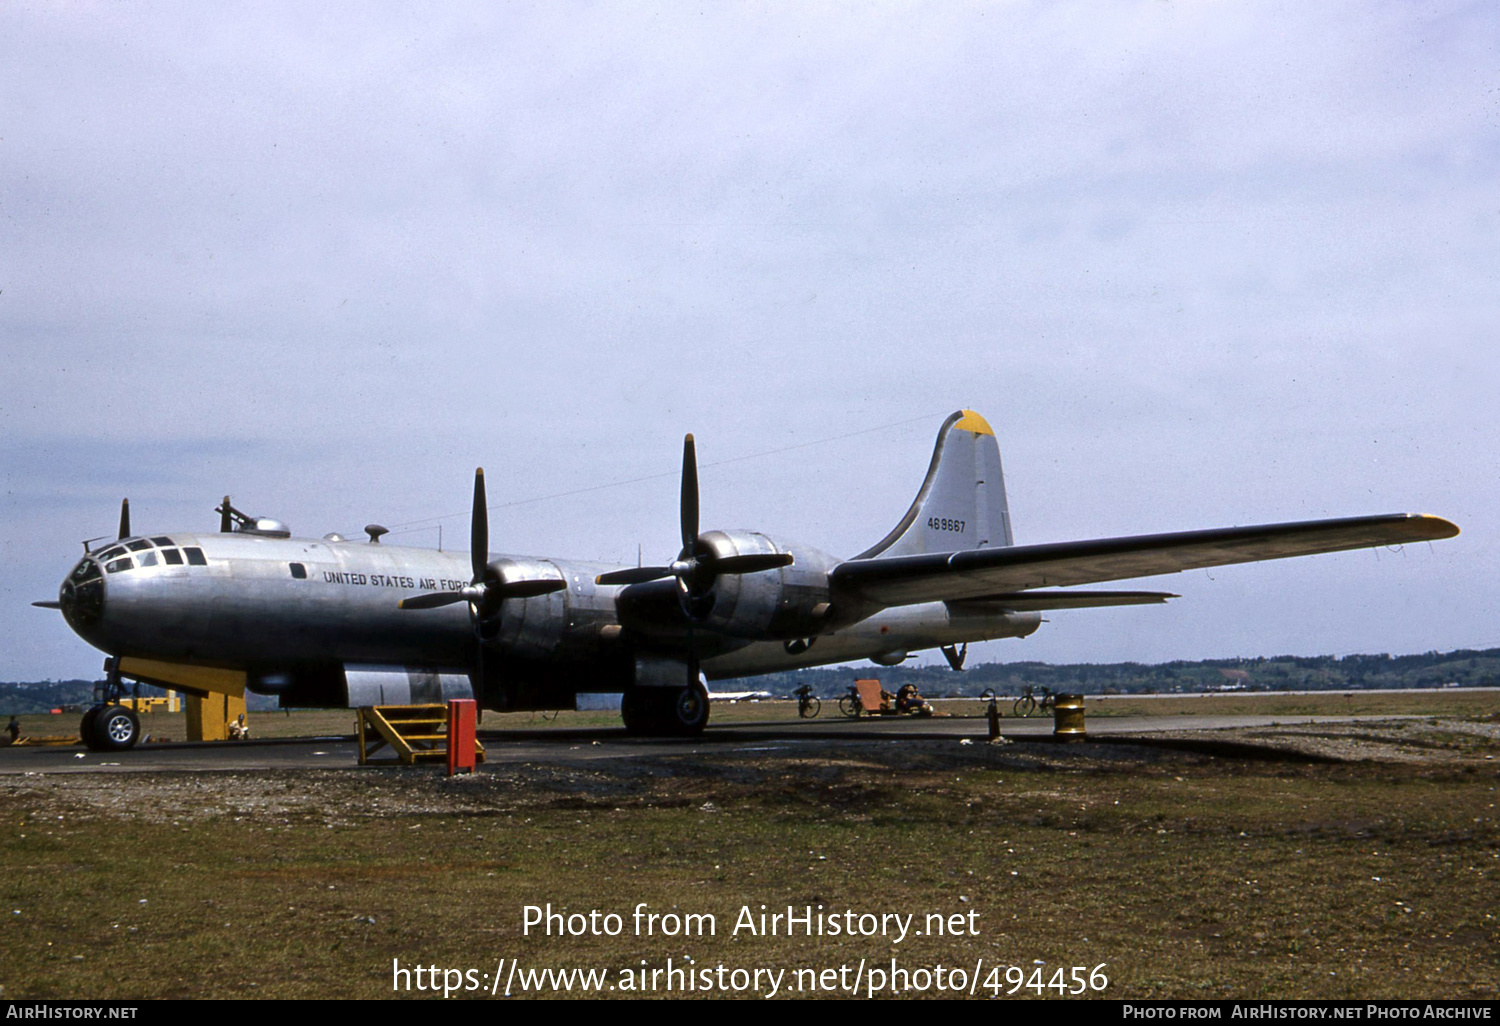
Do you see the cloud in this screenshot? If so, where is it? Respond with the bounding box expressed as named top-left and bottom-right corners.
top-left (2, 2), bottom-right (1494, 679)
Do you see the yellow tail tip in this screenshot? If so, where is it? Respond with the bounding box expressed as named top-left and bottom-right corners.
top-left (953, 410), bottom-right (994, 436)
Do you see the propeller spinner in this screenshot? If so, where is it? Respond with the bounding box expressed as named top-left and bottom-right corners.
top-left (396, 469), bottom-right (566, 715)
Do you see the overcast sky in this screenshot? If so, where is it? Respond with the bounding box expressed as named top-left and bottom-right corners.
top-left (3, 2), bottom-right (1495, 682)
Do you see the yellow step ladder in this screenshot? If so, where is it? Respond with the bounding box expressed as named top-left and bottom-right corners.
top-left (357, 705), bottom-right (485, 766)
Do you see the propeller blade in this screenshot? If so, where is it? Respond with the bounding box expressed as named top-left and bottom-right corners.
top-left (618, 430), bottom-right (775, 622)
top-left (596, 566), bottom-right (673, 586)
top-left (220, 496), bottom-right (233, 533)
top-left (493, 579), bottom-right (567, 599)
top-left (680, 434), bottom-right (698, 553)
top-left (712, 552), bottom-right (794, 575)
top-left (399, 591), bottom-right (470, 610)
top-left (118, 499), bottom-right (131, 540)
top-left (471, 468), bottom-right (488, 583)
top-left (473, 633), bottom-right (487, 714)
top-left (32, 600), bottom-right (62, 609)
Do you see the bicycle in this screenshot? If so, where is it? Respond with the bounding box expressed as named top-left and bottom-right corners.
top-left (794, 685), bottom-right (820, 719)
top-left (1013, 685), bottom-right (1055, 718)
top-left (838, 686), bottom-right (862, 718)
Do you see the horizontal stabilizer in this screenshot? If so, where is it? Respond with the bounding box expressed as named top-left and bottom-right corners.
top-left (834, 513), bottom-right (1459, 608)
top-left (946, 590), bottom-right (1176, 613)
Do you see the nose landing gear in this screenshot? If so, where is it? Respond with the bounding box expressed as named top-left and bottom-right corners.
top-left (81, 662), bottom-right (142, 752)
top-left (86, 704), bottom-right (141, 751)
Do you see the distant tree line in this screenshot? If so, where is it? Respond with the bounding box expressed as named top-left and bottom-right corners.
top-left (0, 679), bottom-right (99, 715)
top-left (4, 646), bottom-right (1499, 712)
top-left (722, 647), bottom-right (1500, 699)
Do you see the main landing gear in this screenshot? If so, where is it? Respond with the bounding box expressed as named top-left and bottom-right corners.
top-left (621, 683), bottom-right (710, 737)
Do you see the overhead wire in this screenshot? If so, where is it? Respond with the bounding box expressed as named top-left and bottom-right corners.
top-left (375, 410), bottom-right (945, 540)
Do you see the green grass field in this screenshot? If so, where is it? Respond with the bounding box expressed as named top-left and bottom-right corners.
top-left (1, 691), bottom-right (1496, 1000)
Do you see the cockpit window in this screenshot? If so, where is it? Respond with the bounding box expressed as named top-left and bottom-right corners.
top-left (184, 547), bottom-right (208, 566)
top-left (138, 550), bottom-right (159, 567)
top-left (289, 562), bottom-right (307, 579)
top-left (71, 560), bottom-right (99, 582)
top-left (125, 539), bottom-right (152, 552)
top-left (161, 548), bottom-right (183, 565)
top-left (105, 557), bottom-right (134, 574)
top-left (150, 536), bottom-right (174, 546)
top-left (97, 546), bottom-right (126, 562)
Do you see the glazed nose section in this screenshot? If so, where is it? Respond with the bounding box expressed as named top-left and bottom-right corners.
top-left (59, 558), bottom-right (105, 629)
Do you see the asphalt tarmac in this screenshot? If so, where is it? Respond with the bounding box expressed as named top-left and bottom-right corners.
top-left (0, 711), bottom-right (1423, 774)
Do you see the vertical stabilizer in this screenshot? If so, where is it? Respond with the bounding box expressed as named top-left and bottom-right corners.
top-left (855, 410), bottom-right (1013, 559)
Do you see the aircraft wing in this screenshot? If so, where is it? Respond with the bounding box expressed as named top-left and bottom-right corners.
top-left (831, 513), bottom-right (1459, 609)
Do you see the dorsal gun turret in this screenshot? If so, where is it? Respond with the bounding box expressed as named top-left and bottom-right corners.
top-left (214, 496), bottom-right (291, 538)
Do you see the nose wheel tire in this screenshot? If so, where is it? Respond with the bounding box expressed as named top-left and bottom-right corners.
top-left (78, 707), bottom-right (100, 748)
top-left (86, 705), bottom-right (140, 751)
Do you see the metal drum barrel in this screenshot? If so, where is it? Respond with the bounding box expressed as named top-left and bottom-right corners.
top-left (1052, 693), bottom-right (1086, 740)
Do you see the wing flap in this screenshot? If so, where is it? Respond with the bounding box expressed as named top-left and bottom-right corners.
top-left (833, 513), bottom-right (1458, 608)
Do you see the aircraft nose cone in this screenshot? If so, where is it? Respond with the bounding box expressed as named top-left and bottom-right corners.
top-left (59, 561), bottom-right (105, 629)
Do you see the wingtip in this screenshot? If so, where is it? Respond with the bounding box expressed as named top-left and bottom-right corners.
top-left (1409, 514), bottom-right (1460, 539)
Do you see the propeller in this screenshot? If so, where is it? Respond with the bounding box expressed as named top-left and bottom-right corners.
top-left (399, 468), bottom-right (494, 612)
top-left (118, 499), bottom-right (130, 540)
top-left (399, 469), bottom-right (566, 695)
top-left (595, 434), bottom-right (793, 618)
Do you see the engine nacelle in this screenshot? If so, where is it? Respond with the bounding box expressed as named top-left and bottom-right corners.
top-left (684, 530), bottom-right (836, 641)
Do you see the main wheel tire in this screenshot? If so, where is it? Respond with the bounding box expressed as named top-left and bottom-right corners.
top-left (91, 705), bottom-right (140, 751)
top-left (620, 689), bottom-right (651, 735)
top-left (666, 683), bottom-right (709, 736)
top-left (621, 685), bottom-right (710, 737)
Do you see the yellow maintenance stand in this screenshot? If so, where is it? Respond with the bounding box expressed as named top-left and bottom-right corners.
top-left (357, 704), bottom-right (485, 768)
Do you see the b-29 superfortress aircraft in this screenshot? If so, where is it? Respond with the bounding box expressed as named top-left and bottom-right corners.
top-left (37, 411), bottom-right (1458, 749)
